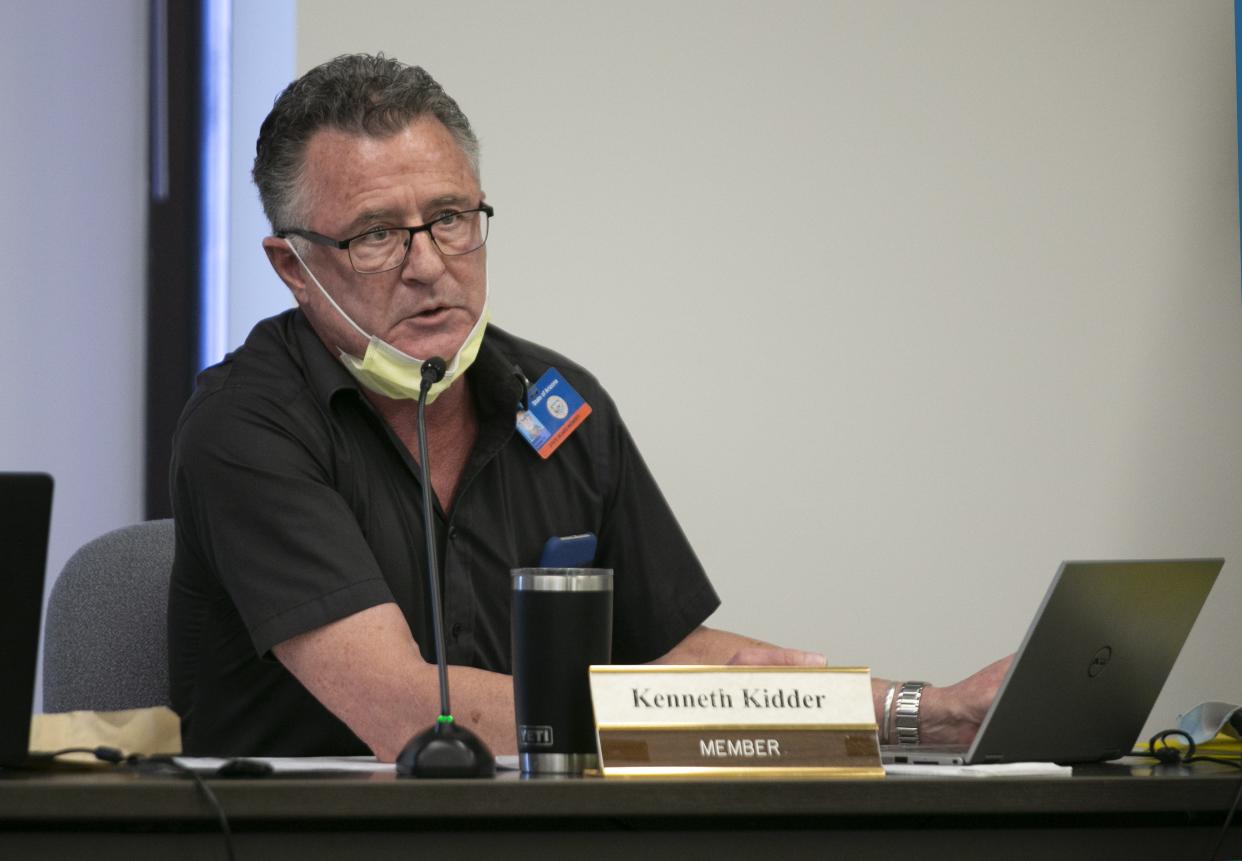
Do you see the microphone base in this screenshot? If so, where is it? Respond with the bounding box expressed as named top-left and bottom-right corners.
top-left (396, 719), bottom-right (495, 779)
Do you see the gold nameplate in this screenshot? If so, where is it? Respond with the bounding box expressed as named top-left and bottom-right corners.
top-left (589, 666), bottom-right (884, 778)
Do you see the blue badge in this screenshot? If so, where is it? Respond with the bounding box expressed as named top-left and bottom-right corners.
top-left (515, 368), bottom-right (592, 459)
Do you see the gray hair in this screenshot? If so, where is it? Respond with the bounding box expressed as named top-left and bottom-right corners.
top-left (252, 53), bottom-right (480, 232)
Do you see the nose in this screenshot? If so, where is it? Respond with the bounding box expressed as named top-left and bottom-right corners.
top-left (399, 229), bottom-right (447, 282)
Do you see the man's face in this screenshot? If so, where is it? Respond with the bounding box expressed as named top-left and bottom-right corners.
top-left (270, 115), bottom-right (487, 362)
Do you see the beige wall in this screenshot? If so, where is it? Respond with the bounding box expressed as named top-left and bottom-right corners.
top-left (295, 0), bottom-right (1242, 736)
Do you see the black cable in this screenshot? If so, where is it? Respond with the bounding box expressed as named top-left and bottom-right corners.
top-left (42, 748), bottom-right (236, 861)
top-left (1189, 755), bottom-right (1242, 770)
top-left (42, 745), bottom-right (125, 763)
top-left (1206, 767), bottom-right (1242, 861)
top-left (1127, 728), bottom-right (1242, 861)
top-left (182, 766), bottom-right (236, 861)
top-left (1150, 728), bottom-right (1197, 764)
top-left (129, 755), bottom-right (237, 861)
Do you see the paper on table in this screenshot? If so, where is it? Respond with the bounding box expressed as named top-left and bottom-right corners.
top-left (884, 761), bottom-right (1073, 778)
top-left (174, 756), bottom-right (392, 774)
top-left (173, 754), bottom-right (522, 774)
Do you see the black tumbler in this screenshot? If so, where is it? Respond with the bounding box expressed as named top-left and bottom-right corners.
top-left (511, 568), bottom-right (613, 774)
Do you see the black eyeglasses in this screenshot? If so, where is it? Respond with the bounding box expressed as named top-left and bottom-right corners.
top-left (279, 203), bottom-right (494, 274)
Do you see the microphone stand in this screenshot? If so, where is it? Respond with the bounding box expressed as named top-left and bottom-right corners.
top-left (396, 357), bottom-right (495, 778)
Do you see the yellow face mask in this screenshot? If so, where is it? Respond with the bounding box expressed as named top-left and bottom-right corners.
top-left (286, 239), bottom-right (488, 404)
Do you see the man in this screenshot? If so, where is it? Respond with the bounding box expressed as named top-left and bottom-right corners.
top-left (169, 54), bottom-right (1005, 760)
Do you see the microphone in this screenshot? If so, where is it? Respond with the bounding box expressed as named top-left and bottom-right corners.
top-left (396, 357), bottom-right (495, 778)
top-left (421, 356), bottom-right (447, 388)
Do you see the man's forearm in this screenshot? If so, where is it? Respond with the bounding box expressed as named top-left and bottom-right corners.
top-left (432, 663), bottom-right (518, 759)
top-left (273, 603), bottom-right (518, 762)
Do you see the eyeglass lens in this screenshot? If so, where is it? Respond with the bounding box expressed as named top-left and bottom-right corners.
top-left (348, 210), bottom-right (490, 273)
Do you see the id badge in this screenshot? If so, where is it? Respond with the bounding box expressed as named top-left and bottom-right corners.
top-left (515, 368), bottom-right (592, 459)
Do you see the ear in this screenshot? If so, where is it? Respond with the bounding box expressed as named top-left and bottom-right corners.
top-left (262, 236), bottom-right (312, 307)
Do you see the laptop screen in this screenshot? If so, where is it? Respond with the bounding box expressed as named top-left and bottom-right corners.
top-left (0, 473), bottom-right (53, 767)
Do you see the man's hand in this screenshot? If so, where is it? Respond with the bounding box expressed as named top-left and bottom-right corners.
top-left (917, 655), bottom-right (1013, 746)
top-left (664, 629), bottom-right (1007, 747)
top-left (656, 626), bottom-right (825, 666)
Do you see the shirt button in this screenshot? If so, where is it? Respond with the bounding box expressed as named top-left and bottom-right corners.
top-left (450, 622), bottom-right (464, 640)
top-left (448, 526), bottom-right (459, 540)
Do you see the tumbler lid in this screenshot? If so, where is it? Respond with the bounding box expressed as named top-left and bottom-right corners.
top-left (511, 568), bottom-right (614, 592)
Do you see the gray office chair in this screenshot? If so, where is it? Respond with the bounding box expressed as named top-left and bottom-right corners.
top-left (42, 519), bottom-right (175, 712)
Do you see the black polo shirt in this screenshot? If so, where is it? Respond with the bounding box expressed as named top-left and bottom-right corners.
top-left (168, 309), bottom-right (718, 756)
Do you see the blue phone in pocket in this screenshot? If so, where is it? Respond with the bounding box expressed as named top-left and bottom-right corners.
top-left (538, 533), bottom-right (598, 568)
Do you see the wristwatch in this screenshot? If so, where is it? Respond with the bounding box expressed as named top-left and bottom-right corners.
top-left (893, 681), bottom-right (929, 745)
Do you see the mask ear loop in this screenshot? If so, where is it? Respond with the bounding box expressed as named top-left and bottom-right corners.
top-left (284, 239), bottom-right (371, 344)
top-left (286, 239), bottom-right (492, 371)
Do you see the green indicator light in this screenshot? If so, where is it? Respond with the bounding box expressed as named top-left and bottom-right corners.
top-left (437, 714), bottom-right (454, 724)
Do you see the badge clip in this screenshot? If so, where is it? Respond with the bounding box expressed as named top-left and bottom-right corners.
top-left (515, 367), bottom-right (592, 459)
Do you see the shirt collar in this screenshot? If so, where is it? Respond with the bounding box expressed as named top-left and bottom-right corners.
top-left (292, 308), bottom-right (360, 409)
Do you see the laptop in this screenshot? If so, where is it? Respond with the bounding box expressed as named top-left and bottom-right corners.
top-left (881, 558), bottom-right (1224, 765)
top-left (0, 473), bottom-right (54, 768)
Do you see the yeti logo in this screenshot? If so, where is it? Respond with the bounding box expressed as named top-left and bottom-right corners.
top-left (519, 725), bottom-right (554, 747)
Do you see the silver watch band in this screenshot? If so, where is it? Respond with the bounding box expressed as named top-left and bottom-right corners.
top-left (893, 681), bottom-right (929, 746)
